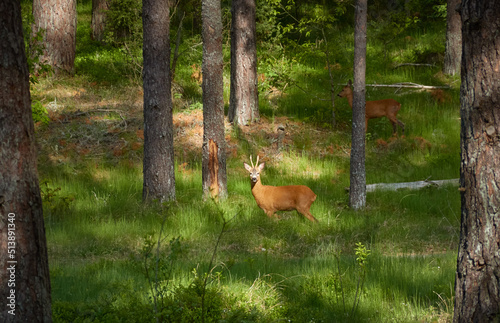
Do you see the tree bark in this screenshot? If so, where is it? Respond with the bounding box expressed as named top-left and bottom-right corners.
top-left (142, 0), bottom-right (176, 202)
top-left (201, 0), bottom-right (227, 200)
top-left (453, 0), bottom-right (500, 322)
top-left (228, 0), bottom-right (259, 126)
top-left (443, 0), bottom-right (462, 76)
top-left (349, 0), bottom-right (367, 210)
top-left (32, 0), bottom-right (76, 75)
top-left (91, 0), bottom-right (109, 42)
top-left (0, 1), bottom-right (52, 321)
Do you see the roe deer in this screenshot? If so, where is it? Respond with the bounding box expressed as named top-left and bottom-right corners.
top-left (244, 155), bottom-right (318, 222)
top-left (190, 63), bottom-right (202, 84)
top-left (338, 80), bottom-right (405, 136)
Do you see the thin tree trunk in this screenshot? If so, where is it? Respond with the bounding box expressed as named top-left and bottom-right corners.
top-left (349, 0), bottom-right (367, 210)
top-left (0, 1), bottom-right (52, 321)
top-left (228, 0), bottom-right (259, 126)
top-left (443, 0), bottom-right (461, 76)
top-left (32, 0), bottom-right (76, 75)
top-left (92, 0), bottom-right (109, 42)
top-left (201, 0), bottom-right (227, 200)
top-left (453, 0), bottom-right (500, 321)
top-left (142, 0), bottom-right (176, 202)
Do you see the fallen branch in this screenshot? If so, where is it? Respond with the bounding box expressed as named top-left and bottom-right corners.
top-left (365, 178), bottom-right (459, 192)
top-left (335, 82), bottom-right (450, 90)
top-left (394, 63), bottom-right (436, 69)
top-left (367, 82), bottom-right (450, 89)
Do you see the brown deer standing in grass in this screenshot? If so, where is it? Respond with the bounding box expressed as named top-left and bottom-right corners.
top-left (244, 155), bottom-right (318, 222)
top-left (338, 80), bottom-right (405, 136)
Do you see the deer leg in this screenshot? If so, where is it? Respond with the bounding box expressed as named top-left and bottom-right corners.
top-left (365, 118), bottom-right (369, 133)
top-left (297, 207), bottom-right (318, 222)
top-left (398, 119), bottom-right (405, 135)
top-left (387, 115), bottom-right (401, 136)
top-left (264, 210), bottom-right (273, 218)
top-left (391, 120), bottom-right (398, 136)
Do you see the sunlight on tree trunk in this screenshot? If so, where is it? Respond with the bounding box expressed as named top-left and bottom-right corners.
top-left (33, 0), bottom-right (76, 75)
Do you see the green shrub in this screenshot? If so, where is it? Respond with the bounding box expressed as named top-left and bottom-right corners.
top-left (105, 0), bottom-right (143, 46)
top-left (32, 100), bottom-right (50, 125)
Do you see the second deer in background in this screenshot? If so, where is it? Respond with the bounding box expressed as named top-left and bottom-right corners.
top-left (244, 155), bottom-right (318, 222)
top-left (338, 80), bottom-right (405, 136)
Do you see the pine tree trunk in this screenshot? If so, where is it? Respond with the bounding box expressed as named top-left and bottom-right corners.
top-left (453, 0), bottom-right (500, 321)
top-left (32, 0), bottom-right (76, 75)
top-left (443, 0), bottom-right (461, 76)
top-left (228, 0), bottom-right (259, 126)
top-left (91, 0), bottom-right (109, 42)
top-left (201, 0), bottom-right (227, 200)
top-left (142, 0), bottom-right (176, 202)
top-left (0, 1), bottom-right (52, 321)
top-left (350, 0), bottom-right (367, 210)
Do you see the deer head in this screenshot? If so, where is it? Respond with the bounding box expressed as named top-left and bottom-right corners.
top-left (244, 155), bottom-right (264, 184)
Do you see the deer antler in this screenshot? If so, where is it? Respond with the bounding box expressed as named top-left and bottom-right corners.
top-left (249, 155), bottom-right (260, 168)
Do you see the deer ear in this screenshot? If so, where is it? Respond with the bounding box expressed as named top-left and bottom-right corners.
top-left (348, 79), bottom-right (352, 86)
top-left (257, 163), bottom-right (265, 171)
top-left (244, 163), bottom-right (252, 172)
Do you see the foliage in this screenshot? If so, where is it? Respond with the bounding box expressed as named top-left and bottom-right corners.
top-left (21, 4), bottom-right (53, 83)
top-left (104, 0), bottom-right (143, 46)
top-left (31, 100), bottom-right (50, 125)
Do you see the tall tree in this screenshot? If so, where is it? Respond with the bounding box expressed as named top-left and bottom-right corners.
top-left (453, 0), bottom-right (500, 321)
top-left (443, 0), bottom-right (461, 76)
top-left (142, 0), bottom-right (176, 202)
top-left (201, 0), bottom-right (228, 200)
top-left (91, 0), bottom-right (109, 42)
top-left (32, 0), bottom-right (77, 75)
top-left (228, 0), bottom-right (259, 126)
top-left (0, 1), bottom-right (52, 321)
top-left (349, 0), bottom-right (367, 210)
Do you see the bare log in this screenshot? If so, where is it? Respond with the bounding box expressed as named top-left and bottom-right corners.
top-left (336, 82), bottom-right (450, 90)
top-left (368, 82), bottom-right (450, 89)
top-left (365, 178), bottom-right (459, 192)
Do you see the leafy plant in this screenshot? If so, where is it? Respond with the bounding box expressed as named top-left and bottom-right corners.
top-left (336, 242), bottom-right (371, 320)
top-left (40, 180), bottom-right (74, 215)
top-left (31, 100), bottom-right (50, 125)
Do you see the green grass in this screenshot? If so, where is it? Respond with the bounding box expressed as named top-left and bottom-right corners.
top-left (41, 157), bottom-right (459, 322)
top-left (26, 1), bottom-right (462, 321)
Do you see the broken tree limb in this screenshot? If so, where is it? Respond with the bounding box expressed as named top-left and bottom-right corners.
top-left (365, 178), bottom-right (459, 192)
